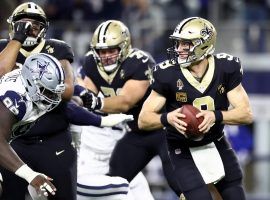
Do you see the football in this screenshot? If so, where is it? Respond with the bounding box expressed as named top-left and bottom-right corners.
top-left (180, 104), bottom-right (204, 140)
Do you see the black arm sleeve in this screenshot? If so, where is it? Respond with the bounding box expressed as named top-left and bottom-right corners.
top-left (66, 102), bottom-right (102, 126)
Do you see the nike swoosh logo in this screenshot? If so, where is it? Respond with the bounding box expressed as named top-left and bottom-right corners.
top-left (56, 150), bottom-right (65, 156)
top-left (142, 58), bottom-right (149, 63)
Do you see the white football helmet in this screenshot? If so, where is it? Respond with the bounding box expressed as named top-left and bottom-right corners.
top-left (21, 53), bottom-right (65, 111)
top-left (167, 17), bottom-right (217, 67)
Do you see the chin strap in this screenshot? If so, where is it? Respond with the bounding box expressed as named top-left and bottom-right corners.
top-left (103, 63), bottom-right (118, 73)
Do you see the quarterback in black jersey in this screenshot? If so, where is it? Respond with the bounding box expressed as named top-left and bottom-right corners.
top-left (79, 20), bottom-right (181, 199)
top-left (0, 2), bottom-right (76, 200)
top-left (139, 17), bottom-right (253, 200)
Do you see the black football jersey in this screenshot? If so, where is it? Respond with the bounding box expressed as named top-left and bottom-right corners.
top-left (0, 39), bottom-right (74, 64)
top-left (83, 48), bottom-right (155, 131)
top-left (0, 39), bottom-right (74, 138)
top-left (151, 53), bottom-right (243, 146)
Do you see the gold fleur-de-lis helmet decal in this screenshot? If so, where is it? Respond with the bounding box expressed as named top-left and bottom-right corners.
top-left (168, 17), bottom-right (217, 67)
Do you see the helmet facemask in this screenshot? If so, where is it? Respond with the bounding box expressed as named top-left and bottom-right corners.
top-left (32, 81), bottom-right (64, 111)
top-left (93, 47), bottom-right (121, 73)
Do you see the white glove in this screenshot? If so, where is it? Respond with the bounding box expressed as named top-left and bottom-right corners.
top-left (100, 114), bottom-right (134, 127)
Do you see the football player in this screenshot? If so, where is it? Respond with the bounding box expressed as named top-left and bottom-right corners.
top-left (0, 53), bottom-right (65, 198)
top-left (77, 20), bottom-right (181, 199)
top-left (0, 4), bottom-right (136, 200)
top-left (138, 17), bottom-right (253, 199)
top-left (0, 2), bottom-right (75, 200)
top-left (76, 71), bottom-right (154, 200)
top-left (0, 52), bottom-right (134, 200)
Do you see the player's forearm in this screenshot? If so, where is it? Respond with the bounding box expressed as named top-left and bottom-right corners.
top-left (0, 140), bottom-right (24, 172)
top-left (220, 106), bottom-right (253, 125)
top-left (138, 111), bottom-right (163, 130)
top-left (60, 60), bottom-right (75, 101)
top-left (102, 96), bottom-right (133, 113)
top-left (0, 40), bottom-right (21, 76)
top-left (62, 83), bottom-right (74, 101)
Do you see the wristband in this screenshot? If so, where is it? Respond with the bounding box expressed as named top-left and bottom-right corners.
top-left (96, 97), bottom-right (104, 110)
top-left (160, 113), bottom-right (169, 126)
top-left (214, 110), bottom-right (223, 122)
top-left (15, 164), bottom-right (42, 183)
top-left (74, 84), bottom-right (87, 96)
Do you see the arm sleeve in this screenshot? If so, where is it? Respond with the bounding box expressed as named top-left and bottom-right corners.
top-left (66, 102), bottom-right (101, 126)
top-left (150, 67), bottom-right (169, 97)
top-left (227, 59), bottom-right (243, 91)
top-left (82, 54), bottom-right (96, 78)
top-left (74, 84), bottom-right (87, 96)
top-left (130, 55), bottom-right (156, 81)
top-left (53, 40), bottom-right (74, 63)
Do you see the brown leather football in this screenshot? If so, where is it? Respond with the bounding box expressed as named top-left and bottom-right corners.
top-left (180, 104), bottom-right (204, 140)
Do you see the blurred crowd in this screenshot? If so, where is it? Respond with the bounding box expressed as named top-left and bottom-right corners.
top-left (1, 0), bottom-right (270, 64)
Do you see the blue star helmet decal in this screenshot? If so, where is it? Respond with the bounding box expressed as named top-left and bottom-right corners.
top-left (37, 60), bottom-right (50, 79)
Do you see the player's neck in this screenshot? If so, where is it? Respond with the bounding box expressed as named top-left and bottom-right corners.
top-left (188, 58), bottom-right (209, 79)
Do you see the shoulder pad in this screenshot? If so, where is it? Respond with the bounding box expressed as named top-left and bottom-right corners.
top-left (157, 60), bottom-right (174, 69)
top-left (49, 38), bottom-right (68, 44)
top-left (0, 39), bottom-right (8, 43)
top-left (215, 53), bottom-right (240, 63)
top-left (0, 39), bottom-right (9, 50)
top-left (127, 49), bottom-right (151, 63)
top-left (85, 50), bottom-right (95, 57)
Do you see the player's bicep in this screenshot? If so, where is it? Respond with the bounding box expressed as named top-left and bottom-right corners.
top-left (119, 79), bottom-right (149, 106)
top-left (227, 83), bottom-right (250, 109)
top-left (0, 102), bottom-right (17, 140)
top-left (141, 90), bottom-right (166, 113)
top-left (60, 59), bottom-right (75, 101)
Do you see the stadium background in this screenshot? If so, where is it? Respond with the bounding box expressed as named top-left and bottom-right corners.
top-left (1, 0), bottom-right (270, 199)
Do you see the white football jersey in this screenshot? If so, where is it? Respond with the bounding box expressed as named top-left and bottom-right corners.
top-left (0, 69), bottom-right (47, 139)
top-left (80, 125), bottom-right (125, 155)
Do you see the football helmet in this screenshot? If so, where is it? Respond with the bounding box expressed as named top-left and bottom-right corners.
top-left (7, 2), bottom-right (49, 47)
top-left (21, 53), bottom-right (65, 111)
top-left (167, 17), bottom-right (216, 67)
top-left (91, 20), bottom-right (131, 73)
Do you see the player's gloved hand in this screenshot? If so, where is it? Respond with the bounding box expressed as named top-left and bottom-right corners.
top-left (80, 90), bottom-right (103, 111)
top-left (101, 114), bottom-right (134, 127)
top-left (11, 21), bottom-right (32, 43)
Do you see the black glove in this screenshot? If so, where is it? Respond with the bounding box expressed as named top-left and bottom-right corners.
top-left (80, 90), bottom-right (103, 111)
top-left (12, 21), bottom-right (32, 43)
